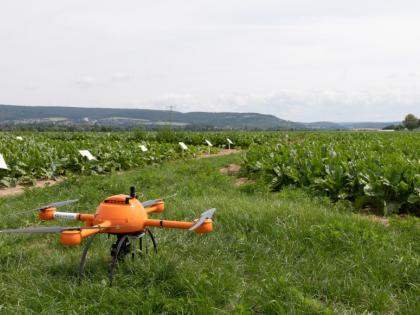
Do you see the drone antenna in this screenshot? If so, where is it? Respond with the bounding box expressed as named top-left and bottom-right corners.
top-left (130, 186), bottom-right (137, 198)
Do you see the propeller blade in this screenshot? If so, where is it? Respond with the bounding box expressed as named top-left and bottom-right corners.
top-left (1, 199), bottom-right (79, 218)
top-left (35, 199), bottom-right (79, 211)
top-left (0, 226), bottom-right (67, 234)
top-left (189, 208), bottom-right (216, 231)
top-left (142, 193), bottom-right (177, 208)
top-left (142, 199), bottom-right (162, 208)
top-left (0, 225), bottom-right (120, 234)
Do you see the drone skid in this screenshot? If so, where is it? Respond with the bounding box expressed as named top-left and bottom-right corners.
top-left (78, 229), bottom-right (158, 286)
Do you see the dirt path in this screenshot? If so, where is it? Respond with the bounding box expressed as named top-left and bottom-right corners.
top-left (0, 178), bottom-right (64, 198)
top-left (195, 148), bottom-right (240, 159)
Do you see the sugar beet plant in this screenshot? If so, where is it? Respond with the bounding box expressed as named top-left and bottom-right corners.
top-left (0, 130), bottom-right (277, 187)
top-left (242, 132), bottom-right (420, 215)
top-left (0, 132), bottom-right (222, 187)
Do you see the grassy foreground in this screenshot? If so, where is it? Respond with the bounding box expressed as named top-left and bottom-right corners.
top-left (0, 154), bottom-right (418, 314)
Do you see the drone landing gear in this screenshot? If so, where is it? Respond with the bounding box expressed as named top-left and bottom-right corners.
top-left (79, 233), bottom-right (98, 282)
top-left (110, 234), bottom-right (132, 260)
top-left (78, 229), bottom-right (158, 285)
top-left (139, 229), bottom-right (158, 255)
top-left (108, 229), bottom-right (158, 286)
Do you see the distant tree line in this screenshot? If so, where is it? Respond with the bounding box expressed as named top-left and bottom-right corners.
top-left (0, 122), bottom-right (277, 132)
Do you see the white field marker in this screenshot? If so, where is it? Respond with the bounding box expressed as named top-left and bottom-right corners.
top-left (16, 136), bottom-right (23, 141)
top-left (78, 150), bottom-right (96, 161)
top-left (0, 153), bottom-right (8, 170)
top-left (205, 139), bottom-right (213, 154)
top-left (227, 138), bottom-right (233, 150)
top-left (179, 142), bottom-right (188, 151)
top-left (139, 144), bottom-right (148, 152)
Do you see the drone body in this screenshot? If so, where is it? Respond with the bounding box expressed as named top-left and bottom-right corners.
top-left (0, 186), bottom-right (216, 284)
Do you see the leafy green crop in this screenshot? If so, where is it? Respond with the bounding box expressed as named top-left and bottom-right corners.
top-left (4, 130), bottom-right (419, 216)
top-left (0, 130), bottom-right (276, 186)
top-left (0, 132), bottom-right (222, 186)
top-left (242, 132), bottom-right (420, 215)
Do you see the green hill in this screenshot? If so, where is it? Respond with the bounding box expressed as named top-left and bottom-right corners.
top-left (0, 104), bottom-right (300, 130)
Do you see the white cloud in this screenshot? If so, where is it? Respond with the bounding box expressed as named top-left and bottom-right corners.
top-left (111, 73), bottom-right (133, 81)
top-left (75, 76), bottom-right (97, 87)
top-left (0, 0), bottom-right (419, 121)
top-left (140, 89), bottom-right (419, 122)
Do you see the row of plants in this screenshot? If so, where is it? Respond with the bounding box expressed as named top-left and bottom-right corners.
top-left (241, 132), bottom-right (420, 215)
top-left (0, 129), bottom-right (282, 187)
top-left (15, 129), bottom-right (277, 146)
top-left (0, 131), bottom-right (233, 187)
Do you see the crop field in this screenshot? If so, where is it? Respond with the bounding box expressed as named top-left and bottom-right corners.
top-left (0, 130), bottom-right (277, 187)
top-left (2, 130), bottom-right (417, 215)
top-left (0, 131), bottom-right (419, 314)
top-left (242, 132), bottom-right (420, 216)
top-left (0, 131), bottom-right (219, 187)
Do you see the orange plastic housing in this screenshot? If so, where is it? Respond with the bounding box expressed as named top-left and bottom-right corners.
top-left (145, 201), bottom-right (165, 213)
top-left (56, 194), bottom-right (213, 245)
top-left (60, 230), bottom-right (82, 245)
top-left (194, 219), bottom-right (213, 234)
top-left (93, 195), bottom-right (148, 233)
top-left (39, 208), bottom-right (55, 220)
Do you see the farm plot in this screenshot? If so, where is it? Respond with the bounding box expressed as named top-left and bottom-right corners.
top-left (0, 132), bottom-right (224, 187)
top-left (0, 130), bottom-right (282, 188)
top-left (241, 132), bottom-right (420, 215)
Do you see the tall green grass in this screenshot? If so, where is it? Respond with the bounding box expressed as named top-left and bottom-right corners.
top-left (0, 154), bottom-right (418, 314)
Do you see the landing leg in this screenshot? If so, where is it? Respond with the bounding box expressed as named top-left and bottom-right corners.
top-left (78, 233), bottom-right (98, 282)
top-left (139, 236), bottom-right (143, 254)
top-left (109, 235), bottom-right (129, 286)
top-left (129, 232), bottom-right (145, 259)
top-left (108, 231), bottom-right (155, 285)
top-left (146, 228), bottom-right (158, 254)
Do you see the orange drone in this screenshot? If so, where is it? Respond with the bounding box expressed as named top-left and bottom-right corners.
top-left (0, 187), bottom-right (216, 284)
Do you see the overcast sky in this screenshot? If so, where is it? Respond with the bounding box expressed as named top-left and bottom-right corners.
top-left (0, 1), bottom-right (419, 122)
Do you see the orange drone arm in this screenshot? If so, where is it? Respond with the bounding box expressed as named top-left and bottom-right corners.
top-left (145, 219), bottom-right (192, 229)
top-left (144, 218), bottom-right (213, 233)
top-left (60, 220), bottom-right (112, 246)
top-left (39, 208), bottom-right (95, 225)
top-left (79, 213), bottom-right (95, 224)
top-left (144, 201), bottom-right (165, 214)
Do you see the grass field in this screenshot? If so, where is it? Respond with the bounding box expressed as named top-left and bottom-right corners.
top-left (0, 153), bottom-right (419, 314)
